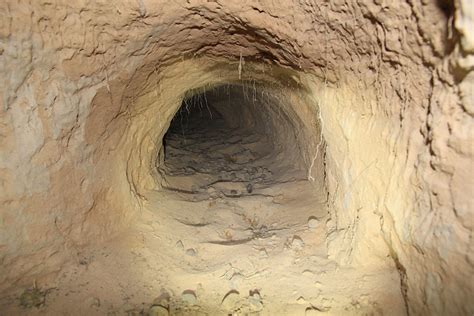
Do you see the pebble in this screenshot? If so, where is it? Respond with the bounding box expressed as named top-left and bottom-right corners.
top-left (181, 290), bottom-right (197, 305)
top-left (246, 183), bottom-right (253, 193)
top-left (291, 235), bottom-right (304, 250)
top-left (308, 216), bottom-right (319, 229)
top-left (185, 248), bottom-right (197, 256)
top-left (207, 187), bottom-right (218, 198)
top-left (86, 297), bottom-right (100, 308)
top-left (207, 187), bottom-right (216, 193)
top-left (148, 305), bottom-right (169, 316)
top-left (175, 240), bottom-right (184, 249)
top-left (296, 296), bottom-right (306, 304)
top-left (248, 291), bottom-right (263, 311)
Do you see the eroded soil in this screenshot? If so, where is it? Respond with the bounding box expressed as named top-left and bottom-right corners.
top-left (0, 106), bottom-right (404, 315)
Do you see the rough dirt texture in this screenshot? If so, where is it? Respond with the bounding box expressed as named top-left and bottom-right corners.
top-left (0, 0), bottom-right (473, 315)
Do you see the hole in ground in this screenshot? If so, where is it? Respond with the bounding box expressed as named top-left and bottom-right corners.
top-left (146, 83), bottom-right (330, 292)
top-left (158, 84), bottom-right (308, 198)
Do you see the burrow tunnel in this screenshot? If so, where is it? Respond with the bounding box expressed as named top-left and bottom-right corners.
top-left (159, 83), bottom-right (315, 196)
top-left (0, 1), bottom-right (473, 315)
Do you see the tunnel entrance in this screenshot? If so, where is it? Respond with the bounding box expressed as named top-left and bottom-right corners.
top-left (158, 84), bottom-right (307, 198)
top-left (139, 82), bottom-right (336, 315)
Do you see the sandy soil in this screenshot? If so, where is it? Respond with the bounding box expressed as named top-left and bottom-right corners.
top-left (0, 103), bottom-right (405, 315)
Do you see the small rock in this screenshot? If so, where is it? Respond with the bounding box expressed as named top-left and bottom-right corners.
top-left (175, 240), bottom-right (184, 249)
top-left (207, 187), bottom-right (216, 193)
top-left (148, 305), bottom-right (169, 316)
top-left (185, 248), bottom-right (197, 256)
top-left (248, 290), bottom-right (263, 311)
top-left (87, 296), bottom-right (101, 308)
top-left (207, 187), bottom-right (219, 198)
top-left (291, 235), bottom-right (304, 250)
top-left (246, 183), bottom-right (253, 193)
top-left (297, 296), bottom-right (306, 304)
top-left (212, 181), bottom-right (246, 197)
top-left (308, 216), bottom-right (319, 229)
top-left (181, 290), bottom-right (197, 305)
top-left (259, 248), bottom-right (268, 258)
top-left (326, 218), bottom-right (336, 233)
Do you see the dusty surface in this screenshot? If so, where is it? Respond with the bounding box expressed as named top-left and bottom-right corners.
top-left (0, 98), bottom-right (403, 315)
top-left (1, 0), bottom-right (473, 315)
top-left (0, 184), bottom-right (403, 315)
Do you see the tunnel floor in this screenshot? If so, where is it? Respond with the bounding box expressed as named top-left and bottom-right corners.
top-left (17, 178), bottom-right (404, 314)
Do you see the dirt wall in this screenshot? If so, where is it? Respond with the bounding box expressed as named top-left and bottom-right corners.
top-left (0, 0), bottom-right (472, 314)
